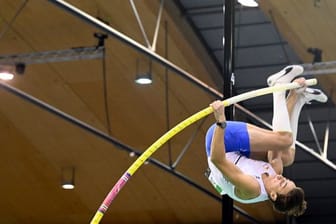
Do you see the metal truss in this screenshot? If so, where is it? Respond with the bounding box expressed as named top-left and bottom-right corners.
top-left (129, 0), bottom-right (164, 51)
top-left (301, 61), bottom-right (336, 170)
top-left (0, 46), bottom-right (104, 65)
top-left (302, 60), bottom-right (336, 76)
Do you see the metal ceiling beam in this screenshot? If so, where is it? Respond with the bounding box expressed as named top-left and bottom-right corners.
top-left (129, 0), bottom-right (151, 48)
top-left (179, 3), bottom-right (262, 16)
top-left (236, 41), bottom-right (288, 49)
top-left (0, 46), bottom-right (104, 65)
top-left (215, 42), bottom-right (292, 56)
top-left (235, 62), bottom-right (289, 70)
top-left (129, 0), bottom-right (164, 52)
top-left (171, 118), bottom-right (206, 169)
top-left (198, 21), bottom-right (271, 31)
top-left (235, 21), bottom-right (272, 27)
top-left (302, 60), bottom-right (336, 76)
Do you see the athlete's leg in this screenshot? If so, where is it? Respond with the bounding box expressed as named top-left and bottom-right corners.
top-left (278, 78), bottom-right (306, 166)
top-left (248, 66), bottom-right (304, 160)
top-left (268, 65), bottom-right (305, 133)
top-left (247, 123), bottom-right (293, 160)
top-left (282, 83), bottom-right (328, 166)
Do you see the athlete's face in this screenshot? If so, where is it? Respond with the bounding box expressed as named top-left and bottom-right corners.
top-left (269, 175), bottom-right (296, 195)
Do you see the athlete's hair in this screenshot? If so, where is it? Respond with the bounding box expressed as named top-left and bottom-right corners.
top-left (271, 187), bottom-right (307, 216)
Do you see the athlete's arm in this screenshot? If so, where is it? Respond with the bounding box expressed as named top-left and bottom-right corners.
top-left (210, 101), bottom-right (260, 197)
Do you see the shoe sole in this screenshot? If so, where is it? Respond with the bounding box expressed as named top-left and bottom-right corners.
top-left (304, 88), bottom-right (328, 103)
top-left (267, 65), bottom-right (304, 86)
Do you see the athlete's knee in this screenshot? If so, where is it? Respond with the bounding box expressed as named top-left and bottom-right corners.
top-left (284, 157), bottom-right (294, 167)
top-left (282, 148), bottom-right (295, 166)
top-left (275, 131), bottom-right (293, 150)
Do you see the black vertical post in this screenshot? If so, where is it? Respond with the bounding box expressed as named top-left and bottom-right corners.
top-left (222, 0), bottom-right (235, 223)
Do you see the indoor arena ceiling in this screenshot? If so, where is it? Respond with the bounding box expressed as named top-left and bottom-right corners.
top-left (0, 0), bottom-right (335, 224)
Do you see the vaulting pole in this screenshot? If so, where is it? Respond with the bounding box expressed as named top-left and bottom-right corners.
top-left (222, 0), bottom-right (235, 223)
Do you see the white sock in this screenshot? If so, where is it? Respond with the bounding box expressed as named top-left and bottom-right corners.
top-left (272, 90), bottom-right (292, 132)
top-left (289, 96), bottom-right (306, 148)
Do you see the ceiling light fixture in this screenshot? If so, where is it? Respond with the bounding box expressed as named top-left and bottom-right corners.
top-left (135, 72), bottom-right (152, 84)
top-left (0, 65), bottom-right (15, 80)
top-left (0, 71), bottom-right (14, 80)
top-left (135, 58), bottom-right (153, 85)
top-left (237, 0), bottom-right (259, 7)
top-left (0, 63), bottom-right (26, 81)
top-left (61, 167), bottom-right (75, 190)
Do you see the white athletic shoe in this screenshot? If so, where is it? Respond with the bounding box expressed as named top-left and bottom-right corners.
top-left (302, 88), bottom-right (328, 104)
top-left (267, 65), bottom-right (304, 86)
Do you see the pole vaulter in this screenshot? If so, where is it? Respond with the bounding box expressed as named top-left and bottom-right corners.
top-left (89, 79), bottom-right (317, 224)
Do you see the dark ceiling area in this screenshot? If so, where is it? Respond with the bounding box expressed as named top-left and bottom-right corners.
top-left (0, 0), bottom-right (335, 224)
